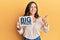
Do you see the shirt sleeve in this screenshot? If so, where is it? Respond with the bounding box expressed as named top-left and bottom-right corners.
top-left (43, 25), bottom-right (49, 33)
top-left (38, 17), bottom-right (49, 33)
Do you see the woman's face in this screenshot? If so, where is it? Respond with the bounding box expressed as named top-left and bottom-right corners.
top-left (30, 3), bottom-right (37, 15)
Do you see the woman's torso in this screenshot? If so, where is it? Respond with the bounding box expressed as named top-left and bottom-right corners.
top-left (23, 17), bottom-right (43, 39)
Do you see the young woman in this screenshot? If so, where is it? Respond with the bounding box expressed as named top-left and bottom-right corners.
top-left (17, 1), bottom-right (49, 40)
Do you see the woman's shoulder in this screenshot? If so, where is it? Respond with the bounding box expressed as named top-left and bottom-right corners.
top-left (37, 17), bottom-right (43, 23)
top-left (37, 17), bottom-right (42, 20)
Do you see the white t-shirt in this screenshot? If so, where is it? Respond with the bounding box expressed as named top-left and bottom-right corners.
top-left (17, 17), bottom-right (49, 39)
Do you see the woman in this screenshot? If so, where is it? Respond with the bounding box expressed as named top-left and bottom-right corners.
top-left (17, 1), bottom-right (49, 40)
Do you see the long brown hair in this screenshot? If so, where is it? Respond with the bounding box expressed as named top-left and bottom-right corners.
top-left (24, 1), bottom-right (39, 18)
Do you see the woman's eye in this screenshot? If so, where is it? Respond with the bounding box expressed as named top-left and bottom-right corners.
top-left (30, 6), bottom-right (36, 8)
top-left (34, 6), bottom-right (36, 8)
top-left (30, 6), bottom-right (33, 8)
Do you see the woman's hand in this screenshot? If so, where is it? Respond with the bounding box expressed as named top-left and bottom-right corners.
top-left (42, 15), bottom-right (48, 26)
top-left (17, 21), bottom-right (21, 30)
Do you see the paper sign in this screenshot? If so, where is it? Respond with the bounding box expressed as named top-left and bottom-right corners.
top-left (19, 16), bottom-right (33, 26)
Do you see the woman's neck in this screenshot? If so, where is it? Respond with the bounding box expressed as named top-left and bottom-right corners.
top-left (30, 15), bottom-right (34, 17)
top-left (30, 15), bottom-right (36, 23)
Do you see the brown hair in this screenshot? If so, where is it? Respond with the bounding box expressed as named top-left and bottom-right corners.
top-left (24, 1), bottom-right (39, 18)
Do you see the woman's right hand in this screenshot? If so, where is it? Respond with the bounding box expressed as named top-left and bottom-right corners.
top-left (17, 21), bottom-right (21, 30)
top-left (17, 21), bottom-right (23, 34)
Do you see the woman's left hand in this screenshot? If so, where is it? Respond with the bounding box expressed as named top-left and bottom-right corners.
top-left (42, 15), bottom-right (48, 26)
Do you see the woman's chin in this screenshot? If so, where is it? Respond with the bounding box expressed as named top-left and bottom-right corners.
top-left (31, 13), bottom-right (35, 15)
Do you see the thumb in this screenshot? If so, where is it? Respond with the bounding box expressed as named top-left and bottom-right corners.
top-left (44, 15), bottom-right (48, 19)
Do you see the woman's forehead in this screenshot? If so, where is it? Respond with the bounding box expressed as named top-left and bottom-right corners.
top-left (31, 3), bottom-right (36, 7)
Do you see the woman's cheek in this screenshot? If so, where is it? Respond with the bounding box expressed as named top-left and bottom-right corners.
top-left (30, 8), bottom-right (36, 15)
top-left (34, 8), bottom-right (36, 13)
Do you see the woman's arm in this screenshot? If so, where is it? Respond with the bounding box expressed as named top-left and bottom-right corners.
top-left (17, 22), bottom-right (23, 35)
top-left (42, 22), bottom-right (49, 33)
top-left (39, 15), bottom-right (49, 33)
top-left (41, 16), bottom-right (49, 33)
